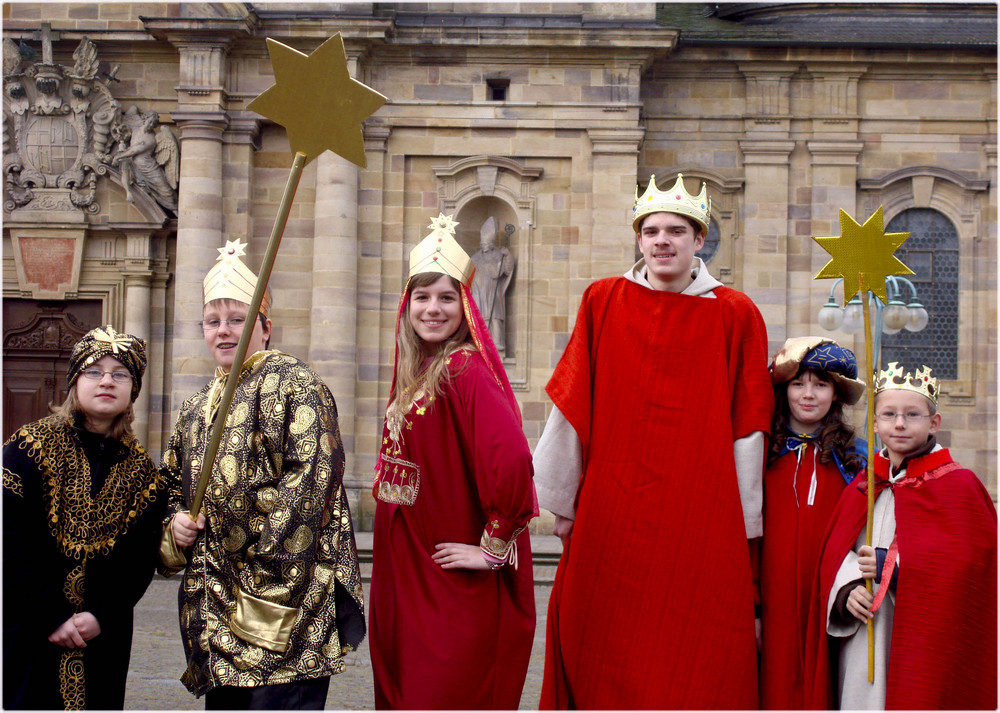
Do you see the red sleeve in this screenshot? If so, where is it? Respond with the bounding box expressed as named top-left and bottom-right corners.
top-left (545, 279), bottom-right (617, 458)
top-left (453, 351), bottom-right (537, 559)
top-left (718, 287), bottom-right (774, 440)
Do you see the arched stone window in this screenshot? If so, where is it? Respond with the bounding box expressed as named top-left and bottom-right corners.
top-left (880, 209), bottom-right (959, 379)
top-left (696, 219), bottom-right (721, 265)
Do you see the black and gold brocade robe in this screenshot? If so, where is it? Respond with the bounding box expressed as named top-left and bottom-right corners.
top-left (2, 414), bottom-right (165, 710)
top-left (159, 350), bottom-right (365, 697)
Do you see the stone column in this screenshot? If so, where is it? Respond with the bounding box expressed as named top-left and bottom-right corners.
top-left (355, 123), bottom-right (390, 531)
top-left (309, 150), bottom-right (361, 486)
top-left (169, 112), bottom-right (229, 418)
top-left (122, 230), bottom-right (154, 443)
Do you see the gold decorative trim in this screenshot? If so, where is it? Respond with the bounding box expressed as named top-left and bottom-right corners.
top-left (373, 454), bottom-right (420, 506)
top-left (3, 465), bottom-right (23, 497)
top-left (13, 415), bottom-right (162, 560)
top-left (58, 649), bottom-right (86, 710)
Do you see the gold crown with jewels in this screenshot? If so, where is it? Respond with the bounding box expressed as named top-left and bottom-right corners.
top-left (631, 173), bottom-right (711, 234)
top-left (874, 361), bottom-right (939, 405)
top-left (408, 213), bottom-right (476, 287)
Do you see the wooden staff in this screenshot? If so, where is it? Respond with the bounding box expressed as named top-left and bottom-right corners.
top-left (811, 205), bottom-right (914, 686)
top-left (188, 152), bottom-right (306, 518)
top-left (860, 280), bottom-right (877, 682)
top-left (184, 33), bottom-right (385, 518)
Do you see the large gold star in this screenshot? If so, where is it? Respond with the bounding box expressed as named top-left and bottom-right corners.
top-left (813, 206), bottom-right (913, 303)
top-left (247, 34), bottom-right (387, 167)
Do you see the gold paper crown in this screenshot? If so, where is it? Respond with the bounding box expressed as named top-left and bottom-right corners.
top-left (203, 239), bottom-right (271, 317)
top-left (874, 361), bottom-right (939, 405)
top-left (408, 213), bottom-right (476, 287)
top-left (631, 173), bottom-right (711, 234)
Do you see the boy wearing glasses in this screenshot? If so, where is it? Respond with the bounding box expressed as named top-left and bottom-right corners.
top-left (158, 240), bottom-right (365, 709)
top-left (805, 362), bottom-right (996, 709)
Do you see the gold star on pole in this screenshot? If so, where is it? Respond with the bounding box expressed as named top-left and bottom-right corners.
top-left (813, 206), bottom-right (913, 302)
top-left (247, 33), bottom-right (387, 167)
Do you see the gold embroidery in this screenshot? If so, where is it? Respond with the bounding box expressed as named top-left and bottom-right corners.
top-left (11, 415), bottom-right (161, 560)
top-left (63, 564), bottom-right (86, 607)
top-left (3, 465), bottom-right (23, 497)
top-left (373, 454), bottom-right (421, 506)
top-left (58, 649), bottom-right (86, 710)
top-left (479, 522), bottom-right (526, 560)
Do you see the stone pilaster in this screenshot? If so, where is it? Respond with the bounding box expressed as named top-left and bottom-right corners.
top-left (587, 128), bottom-right (645, 281)
top-left (804, 141), bottom-right (865, 342)
top-left (169, 111), bottom-right (229, 417)
top-left (738, 139), bottom-right (795, 347)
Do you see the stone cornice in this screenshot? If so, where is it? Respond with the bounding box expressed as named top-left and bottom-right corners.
top-left (858, 165), bottom-right (990, 192)
top-left (140, 16), bottom-right (259, 44)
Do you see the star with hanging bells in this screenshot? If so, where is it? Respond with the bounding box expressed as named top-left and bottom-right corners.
top-left (813, 206), bottom-right (913, 303)
top-left (247, 33), bottom-right (387, 167)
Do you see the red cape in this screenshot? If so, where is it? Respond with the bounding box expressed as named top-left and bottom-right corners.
top-left (804, 448), bottom-right (997, 710)
top-left (539, 278), bottom-right (773, 709)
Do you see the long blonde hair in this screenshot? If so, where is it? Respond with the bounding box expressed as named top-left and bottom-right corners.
top-left (50, 385), bottom-right (135, 442)
top-left (387, 273), bottom-right (474, 423)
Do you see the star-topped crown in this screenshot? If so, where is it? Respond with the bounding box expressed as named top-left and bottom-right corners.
top-left (631, 173), bottom-right (711, 234)
top-left (408, 213), bottom-right (476, 287)
top-left (203, 239), bottom-right (271, 316)
top-left (875, 361), bottom-right (939, 405)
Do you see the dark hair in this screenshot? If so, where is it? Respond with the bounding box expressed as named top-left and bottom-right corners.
top-left (768, 368), bottom-right (864, 474)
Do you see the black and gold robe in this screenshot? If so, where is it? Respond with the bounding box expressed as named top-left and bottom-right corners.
top-left (2, 414), bottom-right (165, 710)
top-left (159, 350), bottom-right (365, 697)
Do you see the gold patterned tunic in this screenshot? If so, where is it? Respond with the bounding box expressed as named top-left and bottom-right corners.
top-left (159, 350), bottom-right (365, 697)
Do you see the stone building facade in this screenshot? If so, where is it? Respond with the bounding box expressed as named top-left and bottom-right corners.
top-left (3, 2), bottom-right (996, 529)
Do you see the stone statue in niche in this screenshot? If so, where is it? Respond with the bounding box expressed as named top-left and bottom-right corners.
top-left (470, 216), bottom-right (515, 356)
top-left (107, 106), bottom-right (179, 211)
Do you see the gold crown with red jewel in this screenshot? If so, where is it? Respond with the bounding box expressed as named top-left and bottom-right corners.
top-left (408, 213), bottom-right (476, 287)
top-left (874, 361), bottom-right (939, 405)
top-left (631, 173), bottom-right (711, 234)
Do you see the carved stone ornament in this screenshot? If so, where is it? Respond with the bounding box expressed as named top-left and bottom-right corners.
top-left (3, 25), bottom-right (179, 215)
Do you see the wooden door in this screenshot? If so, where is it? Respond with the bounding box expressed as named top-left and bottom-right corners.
top-left (3, 300), bottom-right (102, 441)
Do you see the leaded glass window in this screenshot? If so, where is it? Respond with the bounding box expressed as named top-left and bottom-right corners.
top-left (881, 208), bottom-right (958, 379)
top-left (696, 219), bottom-right (720, 264)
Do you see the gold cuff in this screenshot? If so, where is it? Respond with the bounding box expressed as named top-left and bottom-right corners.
top-left (159, 517), bottom-right (188, 570)
top-left (230, 588), bottom-right (300, 653)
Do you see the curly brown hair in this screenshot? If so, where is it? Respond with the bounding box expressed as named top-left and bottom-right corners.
top-left (768, 368), bottom-right (864, 475)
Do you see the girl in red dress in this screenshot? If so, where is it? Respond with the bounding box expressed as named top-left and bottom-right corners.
top-left (759, 336), bottom-right (865, 709)
top-left (369, 214), bottom-right (537, 710)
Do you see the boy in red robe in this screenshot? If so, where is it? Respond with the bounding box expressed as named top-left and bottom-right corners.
top-left (806, 362), bottom-right (997, 709)
top-left (535, 174), bottom-right (773, 708)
